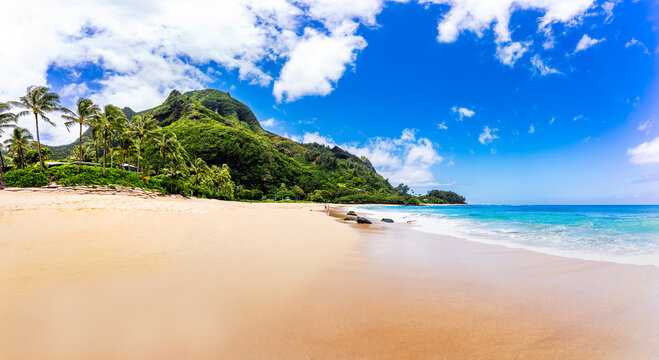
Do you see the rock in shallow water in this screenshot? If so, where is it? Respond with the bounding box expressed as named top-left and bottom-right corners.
top-left (381, 218), bottom-right (394, 223)
top-left (346, 210), bottom-right (357, 216)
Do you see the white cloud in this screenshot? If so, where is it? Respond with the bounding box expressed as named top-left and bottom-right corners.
top-left (302, 132), bottom-right (337, 147)
top-left (273, 22), bottom-right (367, 102)
top-left (530, 55), bottom-right (561, 75)
top-left (628, 137), bottom-right (659, 164)
top-left (422, 0), bottom-right (596, 65)
top-left (528, 125), bottom-right (535, 134)
top-left (260, 118), bottom-right (277, 128)
top-left (452, 106), bottom-right (475, 120)
top-left (575, 34), bottom-right (605, 52)
top-left (625, 38), bottom-right (650, 55)
top-left (601, 1), bottom-right (620, 23)
top-left (549, 117), bottom-right (555, 125)
top-left (437, 122), bottom-right (448, 130)
top-left (479, 126), bottom-right (499, 145)
top-left (341, 129), bottom-right (443, 186)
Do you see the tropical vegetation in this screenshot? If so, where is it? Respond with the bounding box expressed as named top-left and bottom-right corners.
top-left (0, 86), bottom-right (466, 204)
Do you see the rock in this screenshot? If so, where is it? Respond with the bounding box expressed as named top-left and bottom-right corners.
top-left (381, 218), bottom-right (394, 223)
top-left (344, 217), bottom-right (357, 221)
top-left (356, 217), bottom-right (372, 224)
top-left (346, 210), bottom-right (357, 216)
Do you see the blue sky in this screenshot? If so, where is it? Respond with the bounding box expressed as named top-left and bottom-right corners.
top-left (2, 0), bottom-right (658, 204)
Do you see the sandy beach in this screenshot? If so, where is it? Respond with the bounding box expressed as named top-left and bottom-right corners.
top-left (1, 192), bottom-right (658, 359)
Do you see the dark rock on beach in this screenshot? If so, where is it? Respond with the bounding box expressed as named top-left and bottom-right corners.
top-left (381, 218), bottom-right (394, 223)
top-left (356, 217), bottom-right (372, 224)
top-left (347, 210), bottom-right (357, 216)
top-left (344, 217), bottom-right (357, 221)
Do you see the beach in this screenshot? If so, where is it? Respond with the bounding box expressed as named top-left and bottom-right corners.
top-left (1, 192), bottom-right (658, 359)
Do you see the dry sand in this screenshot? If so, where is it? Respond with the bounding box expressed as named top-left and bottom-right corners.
top-left (0, 192), bottom-right (657, 359)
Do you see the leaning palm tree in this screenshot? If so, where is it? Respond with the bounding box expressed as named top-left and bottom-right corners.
top-left (115, 134), bottom-right (137, 177)
top-left (126, 114), bottom-right (158, 176)
top-left (152, 130), bottom-right (183, 175)
top-left (4, 127), bottom-right (34, 170)
top-left (10, 86), bottom-right (62, 171)
top-left (0, 103), bottom-right (17, 187)
top-left (96, 105), bottom-right (127, 176)
top-left (188, 157), bottom-right (210, 186)
top-left (63, 98), bottom-right (100, 174)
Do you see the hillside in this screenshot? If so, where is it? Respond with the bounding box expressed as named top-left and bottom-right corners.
top-left (47, 89), bottom-right (399, 201)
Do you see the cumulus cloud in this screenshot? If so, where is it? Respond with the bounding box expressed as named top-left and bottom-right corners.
top-left (260, 118), bottom-right (277, 128)
top-left (530, 55), bottom-right (561, 75)
top-left (342, 129), bottom-right (443, 186)
top-left (301, 132), bottom-right (336, 147)
top-left (575, 34), bottom-right (605, 52)
top-left (422, 0), bottom-right (596, 64)
top-left (628, 137), bottom-right (659, 164)
top-left (452, 106), bottom-right (475, 120)
top-left (0, 0), bottom-right (387, 144)
top-left (438, 122), bottom-right (448, 130)
top-left (292, 128), bottom-right (443, 186)
top-left (479, 126), bottom-right (499, 145)
top-left (273, 22), bottom-right (367, 102)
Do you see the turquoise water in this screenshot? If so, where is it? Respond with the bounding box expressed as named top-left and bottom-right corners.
top-left (357, 205), bottom-right (659, 266)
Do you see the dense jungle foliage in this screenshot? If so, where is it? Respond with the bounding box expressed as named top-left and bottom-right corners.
top-left (2, 87), bottom-right (466, 204)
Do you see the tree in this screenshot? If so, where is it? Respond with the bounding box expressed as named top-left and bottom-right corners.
top-left (126, 114), bottom-right (158, 176)
top-left (395, 183), bottom-right (410, 196)
top-left (152, 130), bottom-right (183, 175)
top-left (4, 128), bottom-right (34, 169)
top-left (293, 185), bottom-right (305, 201)
top-left (91, 105), bottom-right (126, 176)
top-left (188, 157), bottom-right (210, 186)
top-left (72, 143), bottom-right (92, 162)
top-left (24, 147), bottom-right (52, 166)
top-left (115, 134), bottom-right (137, 177)
top-left (10, 86), bottom-right (63, 171)
top-left (63, 98), bottom-right (100, 174)
top-left (0, 103), bottom-right (17, 187)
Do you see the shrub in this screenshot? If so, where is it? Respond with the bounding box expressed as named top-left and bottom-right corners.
top-left (4, 168), bottom-right (49, 187)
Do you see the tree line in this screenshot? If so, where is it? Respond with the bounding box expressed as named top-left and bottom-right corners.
top-left (0, 85), bottom-right (234, 199)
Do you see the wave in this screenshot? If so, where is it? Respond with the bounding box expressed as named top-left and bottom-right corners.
top-left (354, 206), bottom-right (659, 267)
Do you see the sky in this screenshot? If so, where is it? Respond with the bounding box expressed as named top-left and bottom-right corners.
top-left (1, 0), bottom-right (658, 204)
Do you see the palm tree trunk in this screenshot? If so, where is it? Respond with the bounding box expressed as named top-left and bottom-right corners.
top-left (0, 148), bottom-right (6, 188)
top-left (34, 113), bottom-right (44, 172)
top-left (78, 123), bottom-right (82, 174)
top-left (18, 149), bottom-right (24, 169)
top-left (121, 153), bottom-right (125, 177)
top-left (102, 130), bottom-right (107, 177)
top-left (137, 137), bottom-right (142, 176)
top-left (157, 152), bottom-right (163, 176)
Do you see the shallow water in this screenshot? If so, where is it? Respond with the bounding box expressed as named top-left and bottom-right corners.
top-left (357, 205), bottom-right (659, 266)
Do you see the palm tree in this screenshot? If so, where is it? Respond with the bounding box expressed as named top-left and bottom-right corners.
top-left (99, 105), bottom-right (127, 176)
top-left (115, 135), bottom-right (137, 177)
top-left (153, 130), bottom-right (183, 175)
top-left (10, 86), bottom-right (62, 171)
top-left (126, 114), bottom-right (158, 176)
top-left (4, 127), bottom-right (34, 170)
top-left (63, 98), bottom-right (100, 174)
top-left (0, 103), bottom-right (17, 187)
top-left (72, 143), bottom-right (92, 162)
top-left (188, 157), bottom-right (210, 186)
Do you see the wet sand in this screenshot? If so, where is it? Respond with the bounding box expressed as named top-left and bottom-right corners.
top-left (1, 193), bottom-right (657, 359)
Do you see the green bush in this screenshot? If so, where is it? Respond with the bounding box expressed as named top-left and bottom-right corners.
top-left (47, 165), bottom-right (163, 192)
top-left (4, 168), bottom-right (49, 187)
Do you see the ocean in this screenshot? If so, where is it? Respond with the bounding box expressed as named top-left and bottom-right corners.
top-left (357, 205), bottom-right (659, 267)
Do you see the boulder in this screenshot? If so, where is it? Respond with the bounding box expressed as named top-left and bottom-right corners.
top-left (381, 218), bottom-right (394, 223)
top-left (356, 217), bottom-right (372, 224)
top-left (346, 210), bottom-right (357, 216)
top-left (344, 217), bottom-right (357, 221)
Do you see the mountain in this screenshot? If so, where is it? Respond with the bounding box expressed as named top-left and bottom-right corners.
top-left (48, 89), bottom-right (397, 200)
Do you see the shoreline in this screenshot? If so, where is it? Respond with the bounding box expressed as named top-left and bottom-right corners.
top-left (1, 192), bottom-right (657, 359)
top-left (344, 204), bottom-right (659, 268)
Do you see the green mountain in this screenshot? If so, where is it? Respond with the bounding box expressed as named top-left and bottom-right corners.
top-left (48, 89), bottom-right (398, 201)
